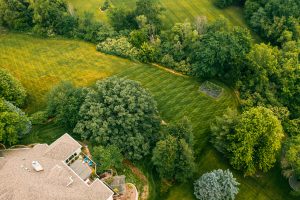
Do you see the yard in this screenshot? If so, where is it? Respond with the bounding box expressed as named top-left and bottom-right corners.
top-left (1, 32), bottom-right (295, 200)
top-left (68, 0), bottom-right (246, 27)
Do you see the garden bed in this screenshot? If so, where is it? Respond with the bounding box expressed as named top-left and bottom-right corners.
top-left (200, 81), bottom-right (223, 99)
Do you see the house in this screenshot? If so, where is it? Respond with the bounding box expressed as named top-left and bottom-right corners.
top-left (0, 133), bottom-right (114, 200)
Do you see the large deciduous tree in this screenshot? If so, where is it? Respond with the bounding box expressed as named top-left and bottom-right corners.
top-left (194, 169), bottom-right (239, 200)
top-left (190, 19), bottom-right (252, 83)
top-left (228, 107), bottom-right (284, 176)
top-left (244, 0), bottom-right (300, 44)
top-left (0, 98), bottom-right (31, 145)
top-left (31, 0), bottom-right (77, 36)
top-left (211, 107), bottom-right (284, 176)
top-left (0, 0), bottom-right (33, 30)
top-left (47, 81), bottom-right (87, 129)
top-left (74, 77), bottom-right (160, 160)
top-left (152, 118), bottom-right (195, 182)
top-left (0, 68), bottom-right (27, 107)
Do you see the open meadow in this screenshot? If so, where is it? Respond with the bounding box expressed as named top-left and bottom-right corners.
top-left (0, 32), bottom-right (295, 200)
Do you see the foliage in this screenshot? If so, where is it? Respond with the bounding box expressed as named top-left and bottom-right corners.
top-left (211, 108), bottom-right (237, 154)
top-left (96, 37), bottom-right (139, 59)
top-left (31, 0), bottom-right (77, 36)
top-left (237, 42), bottom-right (300, 118)
top-left (92, 145), bottom-right (123, 173)
top-left (168, 116), bottom-right (194, 146)
top-left (0, 98), bottom-right (31, 145)
top-left (284, 135), bottom-right (300, 179)
top-left (152, 118), bottom-right (195, 182)
top-left (0, 0), bottom-right (33, 30)
top-left (30, 111), bottom-right (48, 125)
top-left (107, 7), bottom-right (137, 31)
top-left (160, 21), bottom-right (199, 69)
top-left (76, 12), bottom-right (115, 43)
top-left (47, 81), bottom-right (87, 129)
top-left (100, 0), bottom-right (110, 11)
top-left (284, 118), bottom-right (300, 136)
top-left (190, 19), bottom-right (252, 83)
top-left (194, 169), bottom-right (239, 200)
top-left (228, 107), bottom-right (284, 176)
top-left (134, 0), bottom-right (164, 29)
top-left (215, 0), bottom-right (234, 8)
top-left (0, 68), bottom-right (27, 107)
top-left (74, 77), bottom-right (160, 160)
top-left (152, 135), bottom-right (195, 182)
top-left (244, 0), bottom-right (300, 44)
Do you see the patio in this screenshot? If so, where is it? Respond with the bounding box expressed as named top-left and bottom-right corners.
top-left (69, 159), bottom-right (92, 181)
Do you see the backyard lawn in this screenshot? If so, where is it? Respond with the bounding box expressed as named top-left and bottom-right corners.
top-left (1, 32), bottom-right (294, 200)
top-left (68, 0), bottom-right (246, 27)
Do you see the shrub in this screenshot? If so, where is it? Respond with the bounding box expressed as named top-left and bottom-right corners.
top-left (30, 111), bottom-right (48, 125)
top-left (96, 37), bottom-right (139, 59)
top-left (194, 169), bottom-right (239, 200)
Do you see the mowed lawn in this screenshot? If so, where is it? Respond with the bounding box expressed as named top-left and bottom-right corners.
top-left (0, 33), bottom-right (294, 200)
top-left (68, 0), bottom-right (247, 27)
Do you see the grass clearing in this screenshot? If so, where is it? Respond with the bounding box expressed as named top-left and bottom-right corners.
top-left (0, 32), bottom-right (294, 200)
top-left (68, 0), bottom-right (246, 27)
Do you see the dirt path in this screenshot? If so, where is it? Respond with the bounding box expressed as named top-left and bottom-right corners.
top-left (152, 63), bottom-right (188, 77)
top-left (123, 160), bottom-right (149, 200)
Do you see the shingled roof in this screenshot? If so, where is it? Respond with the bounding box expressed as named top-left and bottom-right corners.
top-left (0, 134), bottom-right (114, 200)
top-left (43, 133), bottom-right (82, 160)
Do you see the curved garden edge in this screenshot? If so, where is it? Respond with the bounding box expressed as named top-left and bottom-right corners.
top-left (123, 160), bottom-right (149, 200)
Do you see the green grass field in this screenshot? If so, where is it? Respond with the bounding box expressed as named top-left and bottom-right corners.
top-left (68, 0), bottom-right (246, 27)
top-left (0, 32), bottom-right (295, 200)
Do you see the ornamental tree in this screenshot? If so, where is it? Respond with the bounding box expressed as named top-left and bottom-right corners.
top-left (74, 77), bottom-right (160, 160)
top-left (194, 169), bottom-right (239, 200)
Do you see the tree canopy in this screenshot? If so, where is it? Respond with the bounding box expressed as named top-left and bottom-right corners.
top-left (74, 77), bottom-right (160, 160)
top-left (244, 0), bottom-right (300, 44)
top-left (190, 19), bottom-right (252, 83)
top-left (31, 0), bottom-right (77, 36)
top-left (152, 118), bottom-right (195, 182)
top-left (284, 135), bottom-right (300, 179)
top-left (47, 81), bottom-right (87, 129)
top-left (0, 98), bottom-right (31, 145)
top-left (0, 0), bottom-right (33, 30)
top-left (0, 68), bottom-right (27, 107)
top-left (228, 107), bottom-right (284, 175)
top-left (194, 169), bottom-right (239, 200)
top-left (92, 145), bottom-right (123, 173)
